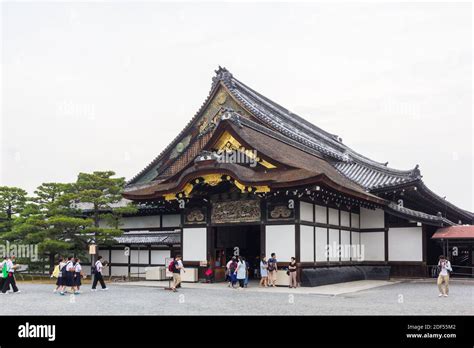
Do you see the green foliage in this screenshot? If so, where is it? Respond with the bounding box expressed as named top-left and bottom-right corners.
top-left (0, 186), bottom-right (28, 233)
top-left (73, 171), bottom-right (137, 244)
top-left (0, 186), bottom-right (28, 219)
top-left (0, 171), bottom-right (135, 269)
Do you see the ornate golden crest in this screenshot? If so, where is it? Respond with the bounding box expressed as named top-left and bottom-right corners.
top-left (270, 205), bottom-right (293, 219)
top-left (216, 93), bottom-right (227, 105)
top-left (212, 200), bottom-right (261, 224)
top-left (186, 208), bottom-right (205, 223)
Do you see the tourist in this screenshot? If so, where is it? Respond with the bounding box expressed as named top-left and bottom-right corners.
top-left (437, 255), bottom-right (452, 297)
top-left (204, 261), bottom-right (213, 283)
top-left (91, 255), bottom-right (108, 292)
top-left (226, 256), bottom-right (238, 288)
top-left (74, 258), bottom-right (83, 294)
top-left (171, 255), bottom-right (185, 292)
top-left (52, 257), bottom-right (66, 293)
top-left (267, 253), bottom-right (278, 287)
top-left (254, 255), bottom-right (261, 279)
top-left (1, 256), bottom-right (20, 294)
top-left (235, 256), bottom-right (246, 290)
top-left (288, 257), bottom-right (297, 288)
top-left (259, 256), bottom-right (268, 287)
top-left (59, 256), bottom-right (75, 295)
top-left (0, 256), bottom-right (7, 291)
top-left (243, 257), bottom-right (250, 288)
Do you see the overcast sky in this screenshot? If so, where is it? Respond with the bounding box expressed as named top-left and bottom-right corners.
top-left (1, 2), bottom-right (472, 211)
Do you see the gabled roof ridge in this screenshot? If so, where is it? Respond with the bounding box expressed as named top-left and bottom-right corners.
top-left (416, 180), bottom-right (474, 220)
top-left (234, 111), bottom-right (341, 161)
top-left (230, 76), bottom-right (340, 141)
top-left (348, 152), bottom-right (420, 177)
top-left (217, 67), bottom-right (419, 178)
top-left (386, 201), bottom-right (457, 226)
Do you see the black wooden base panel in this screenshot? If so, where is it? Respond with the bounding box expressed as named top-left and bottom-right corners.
top-left (300, 265), bottom-right (391, 286)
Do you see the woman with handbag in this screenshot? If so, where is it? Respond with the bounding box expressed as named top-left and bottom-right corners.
top-left (288, 257), bottom-right (297, 288)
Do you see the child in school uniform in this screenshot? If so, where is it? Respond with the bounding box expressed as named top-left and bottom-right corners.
top-left (52, 258), bottom-right (65, 293)
top-left (73, 258), bottom-right (83, 294)
top-left (59, 257), bottom-right (75, 295)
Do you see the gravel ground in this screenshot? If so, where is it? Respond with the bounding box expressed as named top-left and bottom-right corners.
top-left (1, 280), bottom-right (473, 315)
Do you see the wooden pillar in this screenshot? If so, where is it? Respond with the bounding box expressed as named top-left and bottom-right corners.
top-left (148, 245), bottom-right (152, 266)
top-left (127, 244), bottom-right (131, 279)
top-left (295, 224), bottom-right (301, 262)
top-left (206, 226), bottom-right (214, 262)
top-left (108, 248), bottom-right (112, 276)
top-left (260, 224), bottom-right (266, 258)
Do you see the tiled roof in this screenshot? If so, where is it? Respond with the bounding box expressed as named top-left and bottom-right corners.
top-left (213, 67), bottom-right (420, 190)
top-left (115, 231), bottom-right (180, 245)
top-left (386, 202), bottom-right (456, 226)
top-left (432, 225), bottom-right (474, 239)
top-left (125, 67), bottom-right (471, 221)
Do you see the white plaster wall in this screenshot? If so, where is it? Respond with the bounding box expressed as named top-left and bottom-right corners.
top-left (351, 231), bottom-right (361, 261)
top-left (183, 227), bottom-right (207, 262)
top-left (111, 249), bottom-right (128, 263)
top-left (329, 208), bottom-right (339, 226)
top-left (300, 202), bottom-right (314, 222)
top-left (265, 225), bottom-right (295, 262)
top-left (341, 211), bottom-right (350, 227)
top-left (122, 215), bottom-right (160, 229)
top-left (328, 228), bottom-right (340, 261)
top-left (300, 225), bottom-right (314, 262)
top-left (162, 214), bottom-right (181, 227)
top-left (360, 208), bottom-right (385, 229)
top-left (360, 232), bottom-right (385, 261)
top-left (130, 249), bottom-right (150, 264)
top-left (351, 213), bottom-right (360, 228)
top-left (315, 205), bottom-right (327, 224)
top-left (150, 250), bottom-right (172, 264)
top-left (340, 230), bottom-right (351, 261)
top-left (315, 227), bottom-right (327, 262)
top-left (388, 227), bottom-right (423, 261)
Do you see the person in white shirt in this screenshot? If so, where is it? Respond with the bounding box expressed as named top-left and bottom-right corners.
top-left (437, 255), bottom-right (452, 297)
top-left (59, 257), bottom-right (75, 295)
top-left (1, 256), bottom-right (20, 294)
top-left (171, 255), bottom-right (185, 292)
top-left (73, 258), bottom-right (83, 294)
top-left (91, 255), bottom-right (108, 291)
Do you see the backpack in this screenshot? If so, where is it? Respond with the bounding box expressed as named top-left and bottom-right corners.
top-left (168, 260), bottom-right (175, 272)
top-left (229, 261), bottom-right (237, 273)
top-left (268, 259), bottom-right (276, 272)
top-left (2, 263), bottom-right (7, 279)
top-left (52, 265), bottom-right (60, 278)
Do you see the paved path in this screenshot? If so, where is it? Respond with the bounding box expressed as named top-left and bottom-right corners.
top-left (1, 279), bottom-right (472, 315)
top-left (117, 279), bottom-right (400, 295)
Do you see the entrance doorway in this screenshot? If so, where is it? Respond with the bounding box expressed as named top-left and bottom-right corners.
top-left (212, 225), bottom-right (261, 281)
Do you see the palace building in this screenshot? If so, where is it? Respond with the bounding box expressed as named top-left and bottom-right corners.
top-left (103, 67), bottom-right (472, 284)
